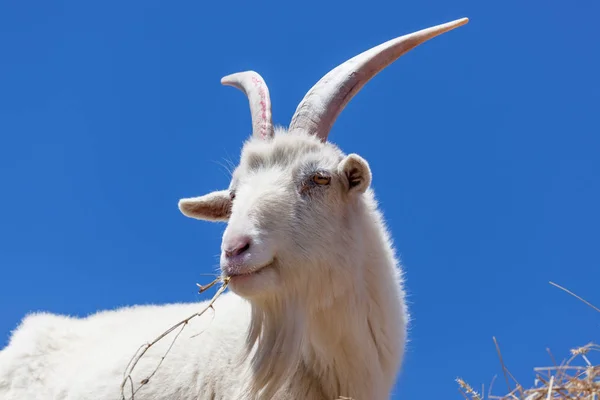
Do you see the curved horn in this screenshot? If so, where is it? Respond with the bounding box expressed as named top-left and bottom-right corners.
top-left (288, 17), bottom-right (469, 141)
top-left (221, 71), bottom-right (274, 140)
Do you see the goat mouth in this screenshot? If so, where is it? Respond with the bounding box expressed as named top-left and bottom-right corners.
top-left (226, 262), bottom-right (273, 281)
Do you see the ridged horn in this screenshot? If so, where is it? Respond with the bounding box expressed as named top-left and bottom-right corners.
top-left (288, 17), bottom-right (469, 141)
top-left (221, 71), bottom-right (274, 140)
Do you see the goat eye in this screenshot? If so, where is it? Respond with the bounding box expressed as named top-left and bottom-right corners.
top-left (312, 174), bottom-right (331, 185)
top-left (229, 190), bottom-right (236, 200)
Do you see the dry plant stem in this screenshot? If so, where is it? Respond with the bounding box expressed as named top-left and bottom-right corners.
top-left (549, 281), bottom-right (600, 313)
top-left (119, 278), bottom-right (230, 400)
top-left (488, 375), bottom-right (497, 398)
top-left (458, 388), bottom-right (470, 400)
top-left (545, 376), bottom-right (554, 400)
top-left (457, 378), bottom-right (483, 400)
top-left (493, 337), bottom-right (513, 394)
top-left (197, 276), bottom-right (221, 294)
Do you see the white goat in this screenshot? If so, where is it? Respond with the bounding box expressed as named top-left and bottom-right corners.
top-left (0, 18), bottom-right (468, 400)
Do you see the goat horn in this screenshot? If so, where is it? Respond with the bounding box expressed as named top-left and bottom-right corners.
top-left (221, 71), bottom-right (274, 140)
top-left (288, 17), bottom-right (469, 142)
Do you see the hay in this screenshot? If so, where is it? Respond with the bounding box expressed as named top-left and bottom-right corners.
top-left (457, 282), bottom-right (600, 400)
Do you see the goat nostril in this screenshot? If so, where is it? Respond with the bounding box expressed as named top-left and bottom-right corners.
top-left (236, 242), bottom-right (250, 256)
top-left (224, 238), bottom-right (251, 258)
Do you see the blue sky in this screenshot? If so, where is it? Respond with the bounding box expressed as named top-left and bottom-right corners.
top-left (1, 0), bottom-right (599, 398)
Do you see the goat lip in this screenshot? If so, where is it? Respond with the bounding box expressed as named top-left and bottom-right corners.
top-left (225, 262), bottom-right (272, 280)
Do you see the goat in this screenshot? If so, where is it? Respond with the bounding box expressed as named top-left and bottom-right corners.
top-left (0, 17), bottom-right (468, 400)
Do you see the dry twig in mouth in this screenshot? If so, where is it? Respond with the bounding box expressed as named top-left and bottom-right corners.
top-left (119, 276), bottom-right (230, 400)
top-left (196, 276), bottom-right (222, 294)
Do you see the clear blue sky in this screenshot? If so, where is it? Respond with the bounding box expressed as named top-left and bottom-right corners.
top-left (1, 1), bottom-right (598, 398)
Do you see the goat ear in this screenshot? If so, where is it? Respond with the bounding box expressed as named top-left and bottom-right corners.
top-left (339, 154), bottom-right (371, 194)
top-left (178, 190), bottom-right (231, 222)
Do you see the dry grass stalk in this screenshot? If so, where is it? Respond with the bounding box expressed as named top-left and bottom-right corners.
top-left (549, 281), bottom-right (600, 314)
top-left (457, 282), bottom-right (599, 400)
top-left (457, 377), bottom-right (483, 400)
top-left (119, 276), bottom-right (230, 400)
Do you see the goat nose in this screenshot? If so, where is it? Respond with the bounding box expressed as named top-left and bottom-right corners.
top-left (223, 236), bottom-right (251, 258)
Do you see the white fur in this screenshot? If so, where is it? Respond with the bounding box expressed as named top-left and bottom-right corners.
top-left (0, 128), bottom-right (408, 400)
